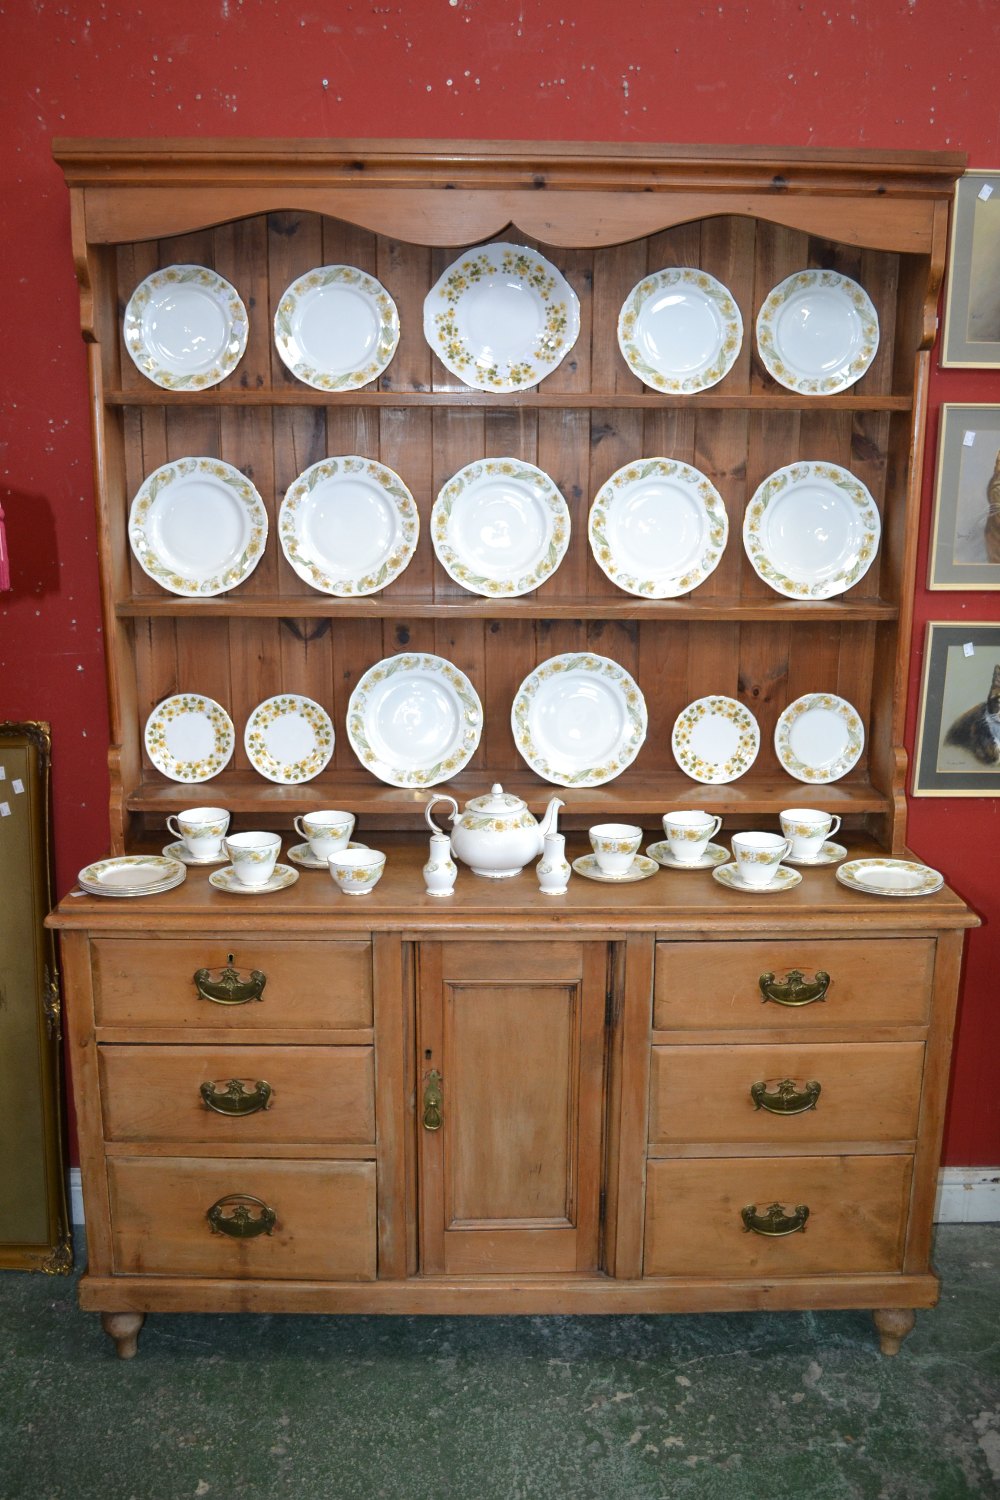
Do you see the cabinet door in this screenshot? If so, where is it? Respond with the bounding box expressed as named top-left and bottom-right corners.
top-left (416, 941), bottom-right (607, 1276)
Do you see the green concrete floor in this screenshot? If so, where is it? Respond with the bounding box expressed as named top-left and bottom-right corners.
top-left (1, 1226), bottom-right (997, 1500)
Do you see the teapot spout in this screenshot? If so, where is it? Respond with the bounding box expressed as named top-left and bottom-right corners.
top-left (538, 795), bottom-right (565, 844)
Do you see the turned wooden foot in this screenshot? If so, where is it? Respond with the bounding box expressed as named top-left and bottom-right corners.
top-left (873, 1307), bottom-right (916, 1356)
top-left (101, 1311), bottom-right (145, 1359)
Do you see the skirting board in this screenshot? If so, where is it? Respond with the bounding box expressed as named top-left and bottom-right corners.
top-left (67, 1167), bottom-right (1000, 1232)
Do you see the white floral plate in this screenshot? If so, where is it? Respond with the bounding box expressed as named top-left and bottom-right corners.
top-left (129, 457), bottom-right (268, 597)
top-left (572, 854), bottom-right (658, 884)
top-left (209, 864), bottom-right (300, 895)
top-left (287, 840), bottom-right (368, 870)
top-left (512, 653), bottom-right (648, 788)
top-left (646, 840), bottom-right (729, 871)
top-left (743, 461), bottom-right (881, 599)
top-left (279, 456), bottom-right (418, 596)
top-left (712, 863), bottom-right (802, 894)
top-left (756, 269), bottom-right (879, 395)
top-left (123, 264), bottom-right (248, 391)
top-left (273, 264), bottom-right (399, 391)
top-left (163, 841), bottom-right (228, 868)
top-left (671, 697), bottom-right (760, 784)
top-left (775, 693), bottom-right (864, 784)
top-left (423, 242), bottom-right (580, 392)
top-left (618, 268), bottom-right (743, 393)
top-left (836, 858), bottom-right (943, 897)
top-left (144, 695), bottom-right (235, 783)
top-left (78, 854), bottom-right (187, 898)
top-left (589, 458), bottom-right (728, 598)
top-left (784, 840), bottom-right (848, 868)
top-left (347, 653), bottom-right (483, 788)
top-left (432, 458), bottom-right (570, 596)
top-left (244, 695), bottom-right (335, 784)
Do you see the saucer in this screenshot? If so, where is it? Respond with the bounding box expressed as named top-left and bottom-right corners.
top-left (287, 840), bottom-right (367, 870)
top-left (646, 840), bottom-right (728, 871)
top-left (783, 840), bottom-right (848, 868)
top-left (712, 862), bottom-right (802, 893)
top-left (572, 854), bottom-right (658, 884)
top-left (163, 840), bottom-right (228, 867)
top-left (209, 864), bottom-right (299, 895)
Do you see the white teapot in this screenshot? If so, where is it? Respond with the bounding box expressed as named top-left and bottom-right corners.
top-left (425, 784), bottom-right (564, 879)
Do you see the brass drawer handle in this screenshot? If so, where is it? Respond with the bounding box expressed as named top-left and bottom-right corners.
top-left (200, 1079), bottom-right (273, 1116)
top-left (750, 1078), bottom-right (821, 1115)
top-left (742, 1201), bottom-right (810, 1237)
top-left (193, 965), bottom-right (267, 1006)
top-left (206, 1194), bottom-right (276, 1239)
top-left (423, 1069), bottom-right (443, 1131)
top-left (758, 969), bottom-right (830, 1007)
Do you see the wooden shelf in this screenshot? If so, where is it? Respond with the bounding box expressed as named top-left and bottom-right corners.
top-left (105, 388), bottom-right (914, 412)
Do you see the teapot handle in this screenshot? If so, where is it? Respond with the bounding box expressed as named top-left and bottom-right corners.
top-left (425, 794), bottom-right (459, 835)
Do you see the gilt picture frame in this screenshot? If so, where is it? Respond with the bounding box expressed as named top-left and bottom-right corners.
top-left (941, 170), bottom-right (1000, 367)
top-left (912, 623), bottom-right (1000, 796)
top-left (928, 405), bottom-right (1000, 590)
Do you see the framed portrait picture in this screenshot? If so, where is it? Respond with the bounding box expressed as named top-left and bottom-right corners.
top-left (913, 623), bottom-right (1000, 796)
top-left (941, 169), bottom-right (1000, 367)
top-left (928, 405), bottom-right (1000, 590)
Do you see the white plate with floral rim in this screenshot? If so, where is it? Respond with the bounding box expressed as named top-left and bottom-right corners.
top-left (743, 461), bottom-right (881, 600)
top-left (163, 841), bottom-right (229, 867)
top-left (423, 242), bottom-right (580, 393)
top-left (646, 840), bottom-right (729, 871)
top-left (431, 458), bottom-right (570, 597)
top-left (273, 264), bottom-right (399, 391)
top-left (287, 840), bottom-right (368, 870)
top-left (347, 654), bottom-right (483, 788)
top-left (589, 458), bottom-right (729, 598)
top-left (835, 858), bottom-right (943, 898)
top-left (244, 695), bottom-right (335, 784)
top-left (77, 854), bottom-right (187, 898)
top-left (278, 456), bottom-right (418, 596)
top-left (511, 653), bottom-right (648, 788)
top-left (209, 864), bottom-right (300, 895)
top-left (572, 854), bottom-right (659, 884)
top-left (756, 269), bottom-right (879, 395)
top-left (144, 695), bottom-right (235, 783)
top-left (618, 268), bottom-right (743, 393)
top-left (128, 457), bottom-right (268, 597)
top-left (712, 863), bottom-right (802, 894)
top-left (775, 693), bottom-right (864, 784)
top-left (783, 840), bottom-right (848, 868)
top-left (123, 265), bottom-right (248, 391)
top-left (671, 696), bottom-right (760, 784)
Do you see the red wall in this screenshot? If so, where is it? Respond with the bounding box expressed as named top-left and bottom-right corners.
top-left (1, 0), bottom-right (996, 1165)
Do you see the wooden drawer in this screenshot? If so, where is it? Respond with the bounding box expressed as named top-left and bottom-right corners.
top-left (107, 1157), bottom-right (376, 1280)
top-left (99, 1045), bottom-right (375, 1146)
top-left (648, 1042), bottom-right (924, 1150)
top-left (644, 1155), bottom-right (912, 1278)
top-left (654, 939), bottom-right (934, 1030)
top-left (92, 938), bottom-right (372, 1030)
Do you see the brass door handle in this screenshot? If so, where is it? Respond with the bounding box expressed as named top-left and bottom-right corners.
top-left (423, 1069), bottom-right (443, 1131)
top-left (742, 1201), bottom-right (810, 1237)
top-left (750, 1078), bottom-right (821, 1115)
top-left (758, 969), bottom-right (830, 1007)
top-left (193, 965), bottom-right (267, 1006)
top-left (200, 1079), bottom-right (273, 1116)
top-left (206, 1194), bottom-right (276, 1239)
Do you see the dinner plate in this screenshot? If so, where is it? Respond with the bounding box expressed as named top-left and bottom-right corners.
top-left (756, 269), bottom-right (879, 394)
top-left (144, 695), bottom-right (235, 783)
top-left (671, 696), bottom-right (760, 784)
top-left (775, 693), bottom-right (865, 784)
top-left (572, 854), bottom-right (659, 884)
top-left (423, 242), bottom-right (580, 392)
top-left (123, 264), bottom-right (248, 390)
top-left (743, 461), bottom-right (881, 599)
top-left (162, 841), bottom-right (228, 867)
top-left (646, 840), bottom-right (729, 871)
top-left (279, 456), bottom-right (419, 596)
top-left (511, 653), bottom-right (647, 788)
top-left (347, 653), bottom-right (483, 788)
top-left (77, 854), bottom-right (187, 898)
top-left (273, 264), bottom-right (399, 391)
top-left (783, 840), bottom-right (848, 868)
top-left (129, 457), bottom-right (268, 597)
top-left (618, 267), bottom-right (743, 393)
top-left (836, 858), bottom-right (943, 898)
top-left (432, 458), bottom-right (570, 596)
top-left (712, 863), bottom-right (802, 894)
top-left (589, 458), bottom-right (728, 598)
top-left (244, 695), bottom-right (335, 784)
top-left (209, 864), bottom-right (300, 895)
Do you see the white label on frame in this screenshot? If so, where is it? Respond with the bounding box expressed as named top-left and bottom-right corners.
top-left (0, 765), bottom-right (6, 780)
top-left (978, 183), bottom-right (993, 201)
top-left (0, 802), bottom-right (9, 818)
top-left (12, 778), bottom-right (24, 794)
top-left (963, 430), bottom-right (977, 447)
top-left (964, 641), bottom-right (976, 657)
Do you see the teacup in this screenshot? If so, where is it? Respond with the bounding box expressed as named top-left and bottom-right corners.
top-left (589, 822), bottom-right (643, 876)
top-left (730, 831), bottom-right (791, 888)
top-left (166, 806), bottom-right (230, 860)
top-left (293, 809), bottom-right (355, 861)
top-left (329, 847), bottom-right (386, 895)
top-left (779, 808), bottom-right (841, 862)
top-left (224, 831), bottom-right (281, 888)
top-left (662, 810), bottom-right (723, 865)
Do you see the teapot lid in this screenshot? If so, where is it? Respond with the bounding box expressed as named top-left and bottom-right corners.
top-left (465, 782), bottom-right (527, 815)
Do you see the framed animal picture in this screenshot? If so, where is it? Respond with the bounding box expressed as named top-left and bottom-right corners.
top-left (928, 406), bottom-right (1000, 589)
top-left (941, 169), bottom-right (1000, 367)
top-left (913, 623), bottom-right (1000, 795)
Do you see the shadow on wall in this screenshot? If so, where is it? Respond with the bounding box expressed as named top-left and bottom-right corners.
top-left (1, 488), bottom-right (62, 599)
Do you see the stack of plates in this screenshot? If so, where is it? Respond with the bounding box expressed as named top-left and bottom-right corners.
top-left (77, 855), bottom-right (186, 898)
